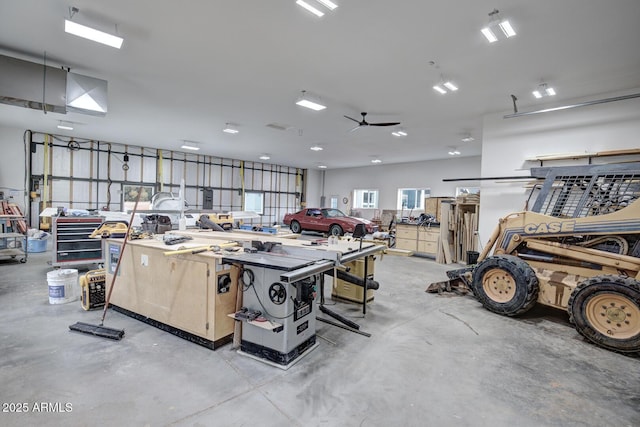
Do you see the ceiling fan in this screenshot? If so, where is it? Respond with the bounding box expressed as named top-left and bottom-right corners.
top-left (344, 112), bottom-right (400, 132)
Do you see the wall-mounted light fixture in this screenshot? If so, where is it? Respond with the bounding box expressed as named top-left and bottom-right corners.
top-left (481, 9), bottom-right (516, 43)
top-left (296, 90), bottom-right (327, 111)
top-left (64, 7), bottom-right (123, 49)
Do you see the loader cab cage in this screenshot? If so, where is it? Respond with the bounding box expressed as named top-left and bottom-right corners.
top-left (530, 163), bottom-right (640, 219)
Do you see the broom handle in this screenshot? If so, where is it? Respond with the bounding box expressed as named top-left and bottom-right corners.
top-left (100, 186), bottom-right (143, 325)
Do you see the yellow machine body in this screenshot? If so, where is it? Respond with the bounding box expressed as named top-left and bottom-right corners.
top-left (80, 268), bottom-right (106, 310)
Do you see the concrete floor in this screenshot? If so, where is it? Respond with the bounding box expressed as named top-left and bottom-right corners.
top-left (1, 246), bottom-right (639, 427)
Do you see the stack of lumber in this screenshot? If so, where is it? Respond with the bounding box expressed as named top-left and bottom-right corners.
top-left (436, 200), bottom-right (479, 264)
top-left (1, 200), bottom-right (27, 233)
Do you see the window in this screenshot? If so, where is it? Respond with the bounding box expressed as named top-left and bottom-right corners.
top-left (244, 191), bottom-right (264, 215)
top-left (353, 189), bottom-right (378, 209)
top-left (397, 188), bottom-right (431, 210)
top-left (330, 196), bottom-right (338, 209)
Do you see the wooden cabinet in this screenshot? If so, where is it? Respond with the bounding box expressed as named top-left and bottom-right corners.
top-left (395, 223), bottom-right (439, 257)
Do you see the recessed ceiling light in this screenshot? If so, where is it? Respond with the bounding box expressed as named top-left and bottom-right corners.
top-left (371, 159), bottom-right (382, 164)
top-left (392, 130), bottom-right (408, 137)
top-left (296, 0), bottom-right (324, 17)
top-left (318, 164), bottom-right (327, 169)
top-left (310, 145), bottom-right (323, 151)
top-left (448, 148), bottom-right (461, 156)
top-left (259, 154), bottom-right (271, 160)
top-left (181, 143), bottom-right (200, 151)
top-left (461, 135), bottom-right (475, 143)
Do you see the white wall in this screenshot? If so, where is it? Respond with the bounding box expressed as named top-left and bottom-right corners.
top-left (318, 156), bottom-right (481, 218)
top-left (0, 124), bottom-right (28, 211)
top-left (479, 89), bottom-right (640, 252)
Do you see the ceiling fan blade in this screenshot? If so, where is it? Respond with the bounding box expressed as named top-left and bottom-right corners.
top-left (344, 115), bottom-right (361, 124)
top-left (369, 122), bottom-right (401, 127)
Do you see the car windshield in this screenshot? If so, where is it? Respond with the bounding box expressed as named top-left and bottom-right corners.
top-left (321, 208), bottom-right (346, 218)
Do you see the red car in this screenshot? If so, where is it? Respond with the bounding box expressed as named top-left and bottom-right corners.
top-left (283, 208), bottom-right (378, 236)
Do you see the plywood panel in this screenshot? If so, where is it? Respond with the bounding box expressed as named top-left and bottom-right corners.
top-left (110, 244), bottom-right (209, 336)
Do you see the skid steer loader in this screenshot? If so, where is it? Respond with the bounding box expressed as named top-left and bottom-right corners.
top-left (438, 162), bottom-right (640, 353)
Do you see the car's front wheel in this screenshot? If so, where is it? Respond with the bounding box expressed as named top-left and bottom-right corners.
top-left (329, 224), bottom-right (343, 236)
top-left (290, 220), bottom-right (302, 234)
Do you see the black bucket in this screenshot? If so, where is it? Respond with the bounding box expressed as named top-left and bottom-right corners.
top-left (467, 250), bottom-right (480, 265)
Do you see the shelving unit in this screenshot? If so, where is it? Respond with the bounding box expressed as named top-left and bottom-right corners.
top-left (0, 223), bottom-right (27, 263)
top-left (0, 202), bottom-right (28, 263)
top-left (52, 216), bottom-right (104, 267)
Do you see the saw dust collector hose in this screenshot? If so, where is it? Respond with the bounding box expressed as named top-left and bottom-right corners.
top-left (325, 269), bottom-right (380, 290)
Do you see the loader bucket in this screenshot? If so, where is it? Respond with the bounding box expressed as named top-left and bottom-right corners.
top-left (426, 266), bottom-right (474, 295)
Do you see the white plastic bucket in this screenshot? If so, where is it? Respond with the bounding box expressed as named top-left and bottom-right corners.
top-left (47, 269), bottom-right (79, 304)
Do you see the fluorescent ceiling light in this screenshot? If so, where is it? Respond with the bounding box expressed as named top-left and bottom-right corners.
top-left (533, 83), bottom-right (556, 99)
top-left (318, 164), bottom-right (327, 169)
top-left (64, 19), bottom-right (123, 49)
top-left (317, 0), bottom-right (338, 10)
top-left (181, 144), bottom-right (200, 151)
top-left (310, 145), bottom-right (323, 151)
top-left (371, 159), bottom-right (382, 164)
top-left (433, 85), bottom-right (447, 94)
top-left (443, 81), bottom-right (458, 91)
top-left (448, 149), bottom-right (461, 156)
top-left (499, 20), bottom-right (516, 38)
top-left (296, 94), bottom-right (327, 111)
top-left (481, 27), bottom-right (498, 43)
top-left (392, 130), bottom-right (407, 137)
top-left (57, 122), bottom-right (74, 130)
top-left (481, 10), bottom-right (516, 42)
top-left (223, 124), bottom-right (239, 134)
top-left (296, 0), bottom-right (324, 17)
top-left (461, 136), bottom-right (475, 143)
top-left (259, 154), bottom-right (271, 160)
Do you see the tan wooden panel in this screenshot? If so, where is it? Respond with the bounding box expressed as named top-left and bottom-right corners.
top-left (395, 237), bottom-right (417, 251)
top-left (417, 240), bottom-right (437, 254)
top-left (395, 224), bottom-right (418, 239)
top-left (418, 228), bottom-right (439, 242)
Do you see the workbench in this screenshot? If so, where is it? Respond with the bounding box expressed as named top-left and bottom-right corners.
top-left (104, 231), bottom-right (386, 353)
top-left (105, 236), bottom-right (240, 349)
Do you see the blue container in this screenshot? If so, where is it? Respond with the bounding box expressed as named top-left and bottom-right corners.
top-left (27, 238), bottom-right (47, 253)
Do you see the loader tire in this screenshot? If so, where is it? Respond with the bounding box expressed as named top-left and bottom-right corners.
top-left (472, 255), bottom-right (538, 316)
top-left (568, 276), bottom-right (640, 353)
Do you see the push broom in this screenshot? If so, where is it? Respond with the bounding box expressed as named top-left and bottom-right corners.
top-left (69, 187), bottom-right (143, 340)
